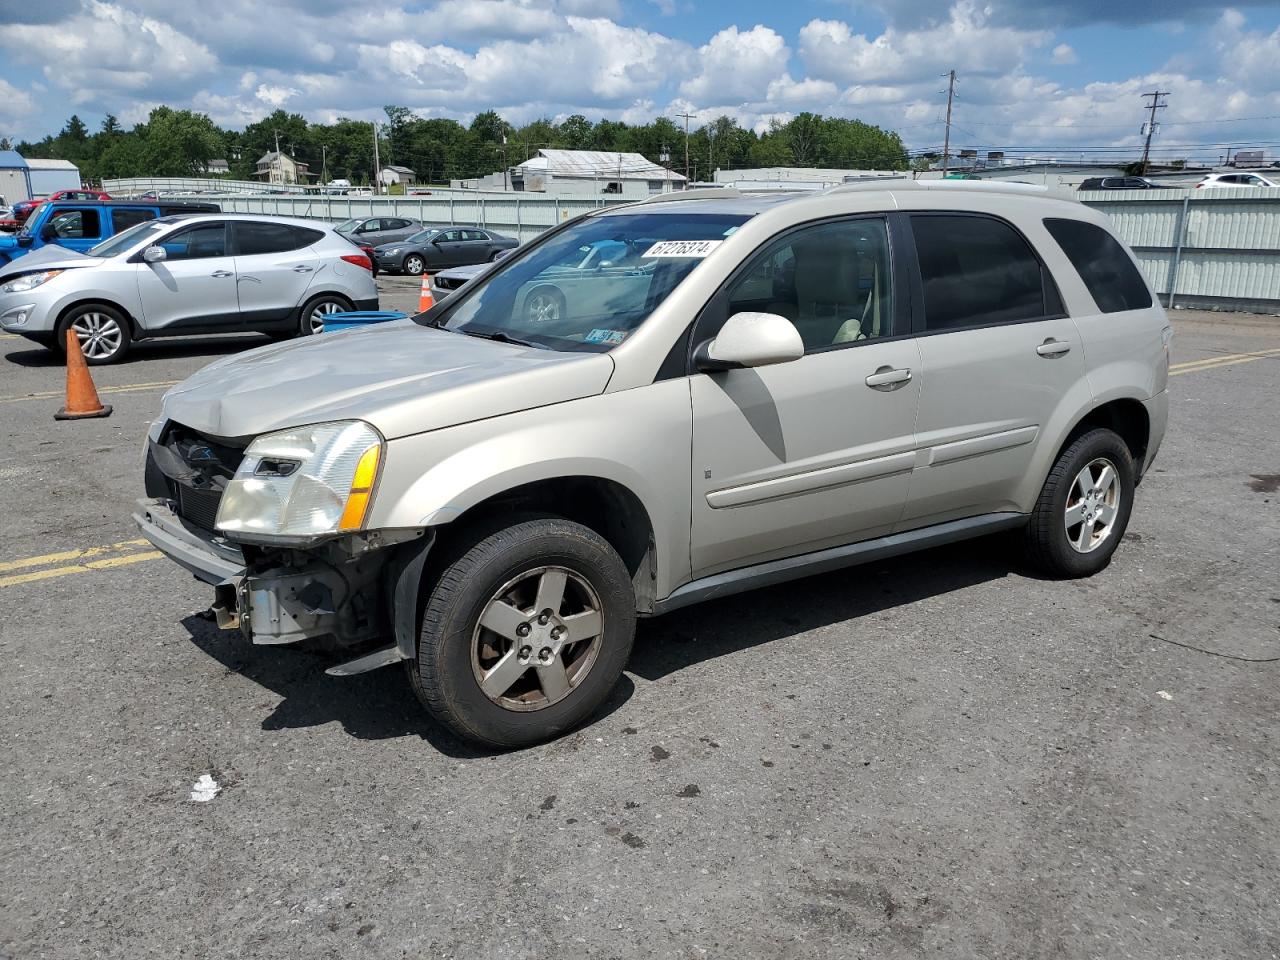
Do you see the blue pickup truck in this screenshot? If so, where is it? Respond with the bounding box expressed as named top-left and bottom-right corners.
top-left (0, 199), bottom-right (220, 266)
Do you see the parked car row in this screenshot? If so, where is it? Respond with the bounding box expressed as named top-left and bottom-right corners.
top-left (1079, 173), bottom-right (1279, 190)
top-left (0, 213), bottom-right (378, 363)
top-left (373, 226), bottom-right (518, 275)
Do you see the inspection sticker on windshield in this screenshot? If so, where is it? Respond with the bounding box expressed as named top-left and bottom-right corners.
top-left (642, 239), bottom-right (723, 258)
top-left (585, 328), bottom-right (629, 345)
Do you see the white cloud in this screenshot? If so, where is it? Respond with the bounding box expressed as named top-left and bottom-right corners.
top-left (1051, 43), bottom-right (1078, 65)
top-left (255, 84), bottom-right (301, 108)
top-left (681, 25), bottom-right (790, 102)
top-left (0, 79), bottom-right (37, 126)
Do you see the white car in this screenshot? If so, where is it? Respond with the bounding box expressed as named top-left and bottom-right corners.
top-left (0, 214), bottom-right (379, 364)
top-left (1196, 172), bottom-right (1278, 189)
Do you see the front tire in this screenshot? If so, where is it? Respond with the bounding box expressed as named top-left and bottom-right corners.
top-left (408, 515), bottom-right (636, 749)
top-left (1025, 427), bottom-right (1135, 578)
top-left (56, 304), bottom-right (132, 365)
top-left (403, 254), bottom-right (426, 276)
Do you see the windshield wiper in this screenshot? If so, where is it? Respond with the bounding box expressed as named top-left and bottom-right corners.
top-left (459, 328), bottom-right (544, 349)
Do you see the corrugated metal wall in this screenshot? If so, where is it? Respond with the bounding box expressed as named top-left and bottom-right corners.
top-left (103, 178), bottom-right (1280, 310)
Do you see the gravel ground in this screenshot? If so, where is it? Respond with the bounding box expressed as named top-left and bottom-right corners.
top-left (0, 294), bottom-right (1277, 959)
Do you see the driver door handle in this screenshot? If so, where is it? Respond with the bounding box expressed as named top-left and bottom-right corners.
top-left (865, 366), bottom-right (912, 390)
top-left (1037, 338), bottom-right (1072, 357)
top-left (210, 270), bottom-right (233, 278)
top-left (292, 265), bottom-right (314, 273)
top-left (237, 275), bottom-right (262, 284)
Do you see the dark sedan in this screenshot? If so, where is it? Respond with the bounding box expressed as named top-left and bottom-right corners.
top-left (373, 227), bottom-right (519, 275)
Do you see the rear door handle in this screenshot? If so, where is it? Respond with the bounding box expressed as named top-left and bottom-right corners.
top-left (292, 265), bottom-right (314, 273)
top-left (211, 270), bottom-right (233, 278)
top-left (865, 366), bottom-right (912, 389)
top-left (1037, 338), bottom-right (1072, 357)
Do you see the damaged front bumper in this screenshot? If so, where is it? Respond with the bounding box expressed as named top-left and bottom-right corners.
top-left (134, 498), bottom-right (433, 672)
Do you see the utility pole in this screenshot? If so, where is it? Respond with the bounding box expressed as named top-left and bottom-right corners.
top-left (1139, 90), bottom-right (1169, 175)
top-left (941, 70), bottom-right (956, 175)
top-left (371, 120), bottom-right (381, 194)
top-left (676, 110), bottom-right (694, 183)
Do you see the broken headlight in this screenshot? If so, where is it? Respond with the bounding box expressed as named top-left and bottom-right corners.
top-left (215, 420), bottom-right (383, 540)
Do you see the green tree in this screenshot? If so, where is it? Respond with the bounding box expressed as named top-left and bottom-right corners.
top-left (556, 114), bottom-right (593, 150)
top-left (469, 110), bottom-right (509, 144)
top-left (140, 107), bottom-right (224, 176)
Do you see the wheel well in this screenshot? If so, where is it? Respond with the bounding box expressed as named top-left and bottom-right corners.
top-left (56, 298), bottom-right (140, 339)
top-left (434, 476), bottom-right (658, 607)
top-left (1062, 398), bottom-right (1151, 476)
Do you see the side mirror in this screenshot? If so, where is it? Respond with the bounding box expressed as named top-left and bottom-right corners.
top-left (142, 245), bottom-right (167, 263)
top-left (696, 312), bottom-right (804, 371)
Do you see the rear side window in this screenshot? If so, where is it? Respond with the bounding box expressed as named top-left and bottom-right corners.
top-left (234, 221), bottom-right (311, 255)
top-left (111, 208), bottom-right (156, 232)
top-left (910, 214), bottom-right (1048, 331)
top-left (1043, 218), bottom-right (1152, 313)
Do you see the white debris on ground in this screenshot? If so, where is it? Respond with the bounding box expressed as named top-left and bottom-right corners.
top-left (1156, 690), bottom-right (1175, 701)
top-left (190, 774), bottom-right (221, 802)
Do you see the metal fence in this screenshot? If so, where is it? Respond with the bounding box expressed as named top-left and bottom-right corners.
top-left (1079, 188), bottom-right (1280, 312)
top-left (104, 178), bottom-right (1280, 311)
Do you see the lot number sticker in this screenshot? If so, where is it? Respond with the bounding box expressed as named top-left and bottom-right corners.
top-left (642, 240), bottom-right (723, 258)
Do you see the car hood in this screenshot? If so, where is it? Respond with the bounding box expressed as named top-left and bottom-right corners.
top-left (0, 245), bottom-right (102, 276)
top-left (373, 240), bottom-right (416, 252)
top-left (161, 319), bottom-right (615, 441)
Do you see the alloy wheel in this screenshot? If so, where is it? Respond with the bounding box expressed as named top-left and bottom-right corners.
top-left (1064, 457), bottom-right (1121, 553)
top-left (307, 300), bottom-right (344, 334)
top-left (526, 293), bottom-right (561, 323)
top-left (470, 565), bottom-right (605, 711)
top-left (71, 312), bottom-right (123, 360)
top-left (405, 256), bottom-right (425, 275)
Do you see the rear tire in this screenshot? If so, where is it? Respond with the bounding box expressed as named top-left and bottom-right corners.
top-left (1025, 427), bottom-right (1134, 578)
top-left (407, 515), bottom-right (636, 749)
top-left (298, 293), bottom-right (353, 336)
top-left (55, 304), bottom-right (132, 365)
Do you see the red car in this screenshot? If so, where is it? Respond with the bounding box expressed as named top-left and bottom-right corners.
top-left (11, 188), bottom-right (111, 223)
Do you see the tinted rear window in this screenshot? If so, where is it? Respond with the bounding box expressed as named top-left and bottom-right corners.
top-left (111, 207), bottom-right (157, 232)
top-left (1043, 218), bottom-right (1152, 313)
top-left (234, 222), bottom-right (317, 255)
top-left (911, 214), bottom-right (1048, 331)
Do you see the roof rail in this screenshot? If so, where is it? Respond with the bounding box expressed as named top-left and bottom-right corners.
top-left (631, 187), bottom-right (742, 205)
top-left (825, 179), bottom-right (1049, 197)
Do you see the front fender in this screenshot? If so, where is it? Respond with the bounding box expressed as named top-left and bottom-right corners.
top-left (368, 380), bottom-right (694, 599)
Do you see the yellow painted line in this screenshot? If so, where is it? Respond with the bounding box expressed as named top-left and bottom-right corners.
top-left (0, 333), bottom-right (18, 340)
top-left (0, 379), bottom-right (179, 404)
top-left (1169, 346), bottom-right (1280, 374)
top-left (0, 551), bottom-right (162, 588)
top-left (0, 538), bottom-right (151, 573)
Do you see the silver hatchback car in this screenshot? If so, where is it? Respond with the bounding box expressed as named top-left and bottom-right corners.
top-left (0, 214), bottom-right (379, 363)
top-left (137, 182), bottom-right (1169, 748)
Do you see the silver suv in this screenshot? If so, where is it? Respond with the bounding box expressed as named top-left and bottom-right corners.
top-left (136, 182), bottom-right (1170, 748)
top-left (0, 214), bottom-right (379, 363)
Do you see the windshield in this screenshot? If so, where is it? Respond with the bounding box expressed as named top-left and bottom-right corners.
top-left (406, 228), bottom-right (441, 243)
top-left (334, 219), bottom-right (360, 233)
top-left (430, 211), bottom-right (749, 351)
top-left (87, 221), bottom-right (168, 258)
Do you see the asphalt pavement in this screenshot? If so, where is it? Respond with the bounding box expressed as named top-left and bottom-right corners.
top-left (1, 291), bottom-right (1277, 959)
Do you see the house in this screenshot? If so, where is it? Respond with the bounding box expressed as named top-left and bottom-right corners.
top-left (509, 149), bottom-right (686, 196)
top-left (252, 151), bottom-right (312, 185)
top-left (379, 165), bottom-right (415, 187)
top-left (201, 159), bottom-right (230, 175)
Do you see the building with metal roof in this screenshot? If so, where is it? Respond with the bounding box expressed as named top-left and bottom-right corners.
top-left (25, 157), bottom-right (82, 196)
top-left (0, 150), bottom-right (31, 204)
top-left (511, 149), bottom-right (686, 197)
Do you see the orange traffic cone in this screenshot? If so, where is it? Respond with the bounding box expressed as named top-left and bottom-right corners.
top-left (418, 274), bottom-right (434, 313)
top-left (55, 328), bottom-right (112, 420)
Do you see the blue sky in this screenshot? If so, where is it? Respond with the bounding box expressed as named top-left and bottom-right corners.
top-left (2, 0), bottom-right (1279, 163)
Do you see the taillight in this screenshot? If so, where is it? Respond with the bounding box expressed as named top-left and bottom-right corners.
top-left (341, 254), bottom-right (372, 271)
